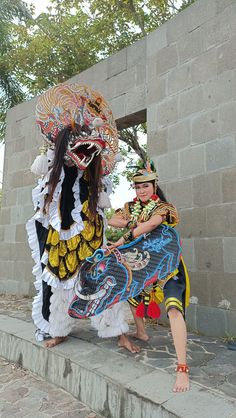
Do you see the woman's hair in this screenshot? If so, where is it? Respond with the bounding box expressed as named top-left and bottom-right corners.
top-left (149, 180), bottom-right (167, 202)
top-left (86, 153), bottom-right (102, 217)
top-left (44, 124), bottom-right (102, 217)
top-left (156, 184), bottom-right (167, 202)
top-left (44, 126), bottom-right (71, 210)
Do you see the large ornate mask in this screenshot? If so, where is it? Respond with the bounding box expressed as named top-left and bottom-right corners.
top-left (35, 83), bottom-right (119, 174)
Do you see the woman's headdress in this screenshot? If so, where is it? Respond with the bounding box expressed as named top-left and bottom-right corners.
top-left (132, 160), bottom-right (158, 183)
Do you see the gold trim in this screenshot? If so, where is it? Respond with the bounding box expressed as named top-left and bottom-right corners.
top-left (165, 296), bottom-right (183, 305)
top-left (128, 298), bottom-right (139, 307)
top-left (156, 268), bottom-right (179, 289)
top-left (165, 301), bottom-right (184, 313)
top-left (132, 173), bottom-right (157, 183)
top-left (165, 298), bottom-right (183, 311)
top-left (181, 256), bottom-right (190, 307)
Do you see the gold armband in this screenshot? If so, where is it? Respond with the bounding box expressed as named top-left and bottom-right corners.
top-left (123, 230), bottom-right (134, 243)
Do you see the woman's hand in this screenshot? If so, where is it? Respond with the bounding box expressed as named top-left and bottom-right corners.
top-left (105, 237), bottom-right (125, 249)
top-left (108, 215), bottom-right (128, 228)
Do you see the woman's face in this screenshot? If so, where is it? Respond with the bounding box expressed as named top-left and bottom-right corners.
top-left (134, 182), bottom-right (154, 202)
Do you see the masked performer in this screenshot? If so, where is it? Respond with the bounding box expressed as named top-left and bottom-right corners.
top-left (105, 162), bottom-right (191, 392)
top-left (26, 83), bottom-right (135, 349)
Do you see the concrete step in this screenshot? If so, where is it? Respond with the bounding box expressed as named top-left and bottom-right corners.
top-left (0, 314), bottom-right (236, 418)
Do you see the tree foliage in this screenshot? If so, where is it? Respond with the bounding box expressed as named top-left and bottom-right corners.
top-left (105, 208), bottom-right (127, 242)
top-left (1, 0), bottom-right (195, 143)
top-left (10, 1), bottom-right (175, 94)
top-left (0, 0), bottom-right (33, 139)
top-left (6, 0), bottom-right (195, 94)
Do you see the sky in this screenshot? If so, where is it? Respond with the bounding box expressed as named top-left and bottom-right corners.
top-left (25, 0), bottom-right (51, 16)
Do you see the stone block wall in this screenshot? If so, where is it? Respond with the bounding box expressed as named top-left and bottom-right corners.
top-left (1, 0), bottom-right (236, 336)
top-left (146, 0), bottom-right (236, 335)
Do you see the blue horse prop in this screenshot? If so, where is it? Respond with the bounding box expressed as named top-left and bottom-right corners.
top-left (68, 224), bottom-right (182, 319)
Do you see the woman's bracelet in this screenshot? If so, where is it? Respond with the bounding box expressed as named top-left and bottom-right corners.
top-left (123, 230), bottom-right (134, 243)
top-left (126, 220), bottom-right (137, 229)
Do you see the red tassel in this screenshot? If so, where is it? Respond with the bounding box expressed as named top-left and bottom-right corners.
top-left (136, 301), bottom-right (145, 318)
top-left (147, 301), bottom-right (161, 319)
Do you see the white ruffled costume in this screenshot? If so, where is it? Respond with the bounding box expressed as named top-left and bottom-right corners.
top-left (26, 162), bottom-right (129, 341)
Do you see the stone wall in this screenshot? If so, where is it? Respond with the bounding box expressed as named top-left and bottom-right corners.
top-left (1, 0), bottom-right (236, 336)
top-left (146, 0), bottom-right (236, 336)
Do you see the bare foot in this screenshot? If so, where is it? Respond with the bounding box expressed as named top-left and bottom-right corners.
top-left (118, 334), bottom-right (140, 353)
top-left (45, 336), bottom-right (67, 348)
top-left (173, 372), bottom-right (190, 393)
top-left (128, 331), bottom-right (149, 342)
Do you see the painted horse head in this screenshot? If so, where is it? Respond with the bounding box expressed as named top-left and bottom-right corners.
top-left (72, 249), bottom-right (132, 317)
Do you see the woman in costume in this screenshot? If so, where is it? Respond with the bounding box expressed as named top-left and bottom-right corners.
top-left (106, 162), bottom-right (190, 392)
top-left (27, 83), bottom-right (138, 350)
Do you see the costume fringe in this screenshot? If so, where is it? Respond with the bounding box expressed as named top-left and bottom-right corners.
top-left (26, 168), bottom-right (85, 336)
top-left (90, 302), bottom-right (129, 338)
top-left (49, 287), bottom-right (76, 337)
top-left (32, 284), bottom-right (50, 334)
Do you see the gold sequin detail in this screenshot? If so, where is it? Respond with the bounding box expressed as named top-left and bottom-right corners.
top-left (89, 237), bottom-right (103, 250)
top-left (51, 230), bottom-right (60, 246)
top-left (82, 200), bottom-right (89, 217)
top-left (59, 259), bottom-right (67, 279)
top-left (81, 221), bottom-right (95, 241)
top-left (46, 228), bottom-right (53, 244)
top-left (67, 235), bottom-right (81, 251)
top-left (59, 241), bottom-right (67, 257)
top-left (49, 246), bottom-right (59, 267)
top-left (95, 215), bottom-right (103, 237)
top-left (78, 241), bottom-right (93, 259)
top-left (65, 250), bottom-right (77, 273)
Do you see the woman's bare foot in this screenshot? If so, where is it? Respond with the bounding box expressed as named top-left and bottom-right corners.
top-left (118, 334), bottom-right (140, 353)
top-left (128, 331), bottom-right (149, 342)
top-left (45, 336), bottom-right (67, 348)
top-left (173, 372), bottom-right (190, 393)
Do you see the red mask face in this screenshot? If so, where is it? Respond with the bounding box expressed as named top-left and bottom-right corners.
top-left (64, 137), bottom-right (105, 170)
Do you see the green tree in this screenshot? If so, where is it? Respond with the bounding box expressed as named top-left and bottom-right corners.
top-left (1, 0), bottom-right (195, 142)
top-left (9, 0), bottom-right (195, 94)
top-left (0, 0), bottom-right (33, 139)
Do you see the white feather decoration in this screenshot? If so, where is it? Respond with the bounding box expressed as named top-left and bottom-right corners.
top-left (31, 144), bottom-right (49, 176)
top-left (98, 190), bottom-right (111, 208)
top-left (31, 154), bottom-right (49, 176)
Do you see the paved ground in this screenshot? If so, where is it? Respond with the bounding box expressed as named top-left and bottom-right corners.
top-left (0, 296), bottom-right (104, 418)
top-left (76, 321), bottom-right (236, 400)
top-left (0, 294), bottom-right (236, 403)
top-left (0, 356), bottom-right (104, 418)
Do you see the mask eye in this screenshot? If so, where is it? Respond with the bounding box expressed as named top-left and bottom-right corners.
top-left (97, 262), bottom-right (106, 274)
